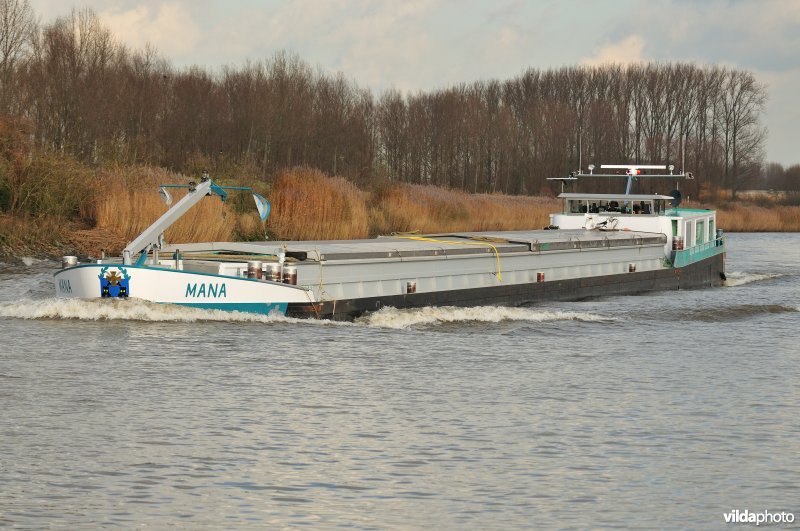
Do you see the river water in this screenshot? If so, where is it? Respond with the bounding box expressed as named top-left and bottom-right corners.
top-left (1, 233), bottom-right (798, 529)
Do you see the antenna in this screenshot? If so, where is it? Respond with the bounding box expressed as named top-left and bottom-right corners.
top-left (681, 134), bottom-right (686, 176)
top-left (553, 162), bottom-right (694, 195)
top-left (679, 134), bottom-right (686, 192)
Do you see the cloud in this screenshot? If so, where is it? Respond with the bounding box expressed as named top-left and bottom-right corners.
top-left (208, 0), bottom-right (440, 92)
top-left (580, 35), bottom-right (646, 67)
top-left (621, 0), bottom-right (800, 71)
top-left (98, 2), bottom-right (201, 59)
top-left (755, 67), bottom-right (800, 164)
top-left (308, 0), bottom-right (439, 91)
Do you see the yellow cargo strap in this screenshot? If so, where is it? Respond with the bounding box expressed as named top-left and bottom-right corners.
top-left (393, 234), bottom-right (502, 282)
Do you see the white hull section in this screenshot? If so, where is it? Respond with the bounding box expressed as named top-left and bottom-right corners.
top-left (54, 264), bottom-right (313, 315)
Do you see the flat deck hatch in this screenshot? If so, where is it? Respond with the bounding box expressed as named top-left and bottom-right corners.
top-left (162, 229), bottom-right (666, 261)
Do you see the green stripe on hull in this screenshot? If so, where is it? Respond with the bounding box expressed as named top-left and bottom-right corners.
top-left (175, 302), bottom-right (288, 315)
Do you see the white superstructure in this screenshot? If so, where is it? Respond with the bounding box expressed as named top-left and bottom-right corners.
top-left (551, 193), bottom-right (719, 256)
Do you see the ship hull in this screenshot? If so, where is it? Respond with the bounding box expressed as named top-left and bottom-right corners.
top-left (286, 252), bottom-right (726, 320)
top-left (54, 229), bottom-right (725, 321)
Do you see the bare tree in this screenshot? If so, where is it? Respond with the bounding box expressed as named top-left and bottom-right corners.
top-left (718, 69), bottom-right (767, 197)
top-left (0, 0), bottom-right (36, 112)
top-left (0, 1), bottom-right (775, 199)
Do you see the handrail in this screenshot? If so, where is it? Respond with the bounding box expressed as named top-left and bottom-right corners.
top-left (673, 237), bottom-right (725, 268)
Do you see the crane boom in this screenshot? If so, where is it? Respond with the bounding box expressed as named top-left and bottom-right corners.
top-left (123, 179), bottom-right (219, 264)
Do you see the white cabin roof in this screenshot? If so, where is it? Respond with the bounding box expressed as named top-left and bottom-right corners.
top-left (558, 193), bottom-right (675, 201)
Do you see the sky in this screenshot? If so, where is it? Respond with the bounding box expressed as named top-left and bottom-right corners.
top-left (28, 0), bottom-right (800, 165)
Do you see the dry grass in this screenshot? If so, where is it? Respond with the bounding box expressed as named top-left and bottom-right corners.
top-left (96, 188), bottom-right (237, 245)
top-left (10, 165), bottom-right (799, 262)
top-left (369, 184), bottom-right (559, 235)
top-left (90, 174), bottom-right (800, 250)
top-left (96, 191), bottom-right (236, 242)
top-left (268, 167), bottom-right (370, 240)
top-left (715, 203), bottom-right (800, 232)
top-left (90, 167), bottom-right (559, 245)
top-left (0, 214), bottom-right (73, 258)
top-left (683, 198), bottom-right (800, 232)
top-left (93, 166), bottom-right (237, 250)
top-left (68, 226), bottom-right (127, 257)
top-left (235, 211), bottom-right (265, 240)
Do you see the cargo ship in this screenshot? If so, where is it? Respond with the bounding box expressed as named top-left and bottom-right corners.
top-left (54, 165), bottom-right (726, 320)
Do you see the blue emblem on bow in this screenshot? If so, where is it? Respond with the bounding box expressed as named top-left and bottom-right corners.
top-left (99, 266), bottom-right (131, 298)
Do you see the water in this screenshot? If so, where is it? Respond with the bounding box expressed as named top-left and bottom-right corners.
top-left (1, 234), bottom-right (798, 529)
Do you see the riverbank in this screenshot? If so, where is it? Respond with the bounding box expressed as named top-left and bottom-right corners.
top-left (0, 166), bottom-right (560, 261)
top-left (1, 166), bottom-right (799, 262)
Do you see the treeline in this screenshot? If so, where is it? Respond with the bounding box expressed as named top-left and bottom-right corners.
top-left (0, 1), bottom-right (779, 207)
top-left (762, 163), bottom-right (800, 191)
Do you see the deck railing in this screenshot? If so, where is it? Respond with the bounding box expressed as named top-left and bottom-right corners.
top-left (673, 237), bottom-right (725, 268)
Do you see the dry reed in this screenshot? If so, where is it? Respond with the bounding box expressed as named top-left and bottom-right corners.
top-left (94, 166), bottom-right (237, 248)
top-left (96, 189), bottom-right (236, 245)
top-left (9, 162), bottom-right (800, 262)
top-left (715, 203), bottom-right (800, 232)
top-left (268, 167), bottom-right (370, 240)
top-left (0, 214), bottom-right (72, 257)
top-left (369, 184), bottom-right (559, 235)
top-left (87, 168), bottom-right (568, 246)
top-left (681, 198), bottom-right (800, 232)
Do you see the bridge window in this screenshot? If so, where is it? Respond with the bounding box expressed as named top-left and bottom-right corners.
top-left (568, 200), bottom-right (589, 213)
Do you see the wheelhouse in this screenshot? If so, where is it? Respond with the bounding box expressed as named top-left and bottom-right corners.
top-left (559, 193), bottom-right (673, 216)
